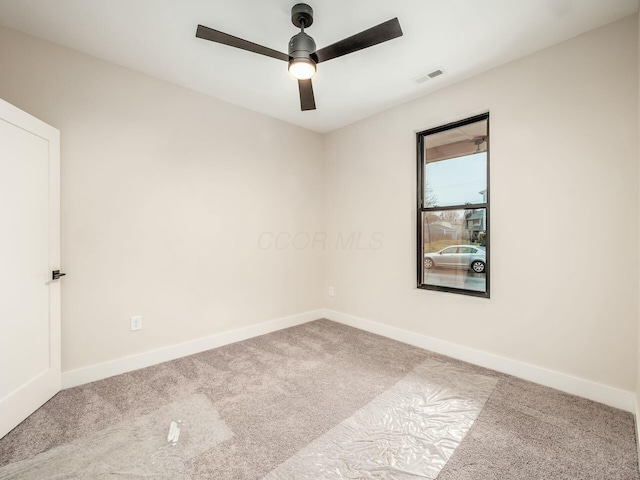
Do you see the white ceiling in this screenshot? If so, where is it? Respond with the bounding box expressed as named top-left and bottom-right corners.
top-left (0, 0), bottom-right (637, 133)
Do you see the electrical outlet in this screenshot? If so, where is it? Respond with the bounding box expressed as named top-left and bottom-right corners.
top-left (130, 315), bottom-right (143, 332)
top-left (328, 286), bottom-right (335, 297)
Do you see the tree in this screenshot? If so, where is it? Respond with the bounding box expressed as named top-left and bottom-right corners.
top-left (440, 210), bottom-right (462, 222)
top-left (424, 181), bottom-right (438, 208)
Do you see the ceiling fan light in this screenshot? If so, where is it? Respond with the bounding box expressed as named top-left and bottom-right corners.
top-left (288, 58), bottom-right (316, 80)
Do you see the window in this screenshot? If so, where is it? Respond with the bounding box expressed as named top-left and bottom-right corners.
top-left (417, 113), bottom-right (489, 297)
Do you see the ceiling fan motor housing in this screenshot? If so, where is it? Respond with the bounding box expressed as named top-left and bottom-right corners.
top-left (289, 32), bottom-right (316, 60)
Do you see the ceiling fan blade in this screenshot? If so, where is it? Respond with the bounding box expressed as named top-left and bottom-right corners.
top-left (196, 25), bottom-right (289, 62)
top-left (298, 79), bottom-right (316, 111)
top-left (315, 18), bottom-right (402, 64)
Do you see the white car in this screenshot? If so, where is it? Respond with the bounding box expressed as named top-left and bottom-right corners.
top-left (424, 245), bottom-right (486, 273)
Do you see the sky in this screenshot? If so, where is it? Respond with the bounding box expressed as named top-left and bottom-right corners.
top-left (425, 153), bottom-right (487, 207)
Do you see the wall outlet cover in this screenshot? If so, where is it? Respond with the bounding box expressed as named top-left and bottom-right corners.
top-left (130, 315), bottom-right (143, 332)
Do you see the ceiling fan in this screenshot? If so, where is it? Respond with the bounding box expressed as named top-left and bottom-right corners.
top-left (196, 4), bottom-right (403, 111)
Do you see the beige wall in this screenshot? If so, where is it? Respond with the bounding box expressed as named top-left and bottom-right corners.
top-left (0, 27), bottom-right (325, 372)
top-left (0, 16), bottom-right (638, 393)
top-left (324, 16), bottom-right (639, 391)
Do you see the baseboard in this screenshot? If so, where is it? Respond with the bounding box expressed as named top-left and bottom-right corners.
top-left (62, 309), bottom-right (324, 389)
top-left (63, 307), bottom-right (635, 413)
top-left (323, 309), bottom-right (636, 412)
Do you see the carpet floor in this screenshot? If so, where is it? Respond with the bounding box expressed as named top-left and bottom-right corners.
top-left (0, 319), bottom-right (637, 479)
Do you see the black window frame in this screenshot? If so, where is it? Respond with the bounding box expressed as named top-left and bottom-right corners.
top-left (416, 112), bottom-right (490, 298)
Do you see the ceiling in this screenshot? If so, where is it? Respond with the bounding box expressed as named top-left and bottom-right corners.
top-left (425, 120), bottom-right (488, 163)
top-left (0, 0), bottom-right (637, 133)
top-left (425, 121), bottom-right (487, 149)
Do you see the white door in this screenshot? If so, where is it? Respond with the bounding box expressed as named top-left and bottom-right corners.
top-left (0, 98), bottom-right (61, 439)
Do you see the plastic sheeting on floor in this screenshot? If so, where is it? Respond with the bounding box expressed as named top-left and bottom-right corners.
top-left (263, 358), bottom-right (498, 480)
top-left (0, 394), bottom-right (233, 479)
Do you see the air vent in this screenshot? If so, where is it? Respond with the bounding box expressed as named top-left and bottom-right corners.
top-left (414, 68), bottom-right (445, 84)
